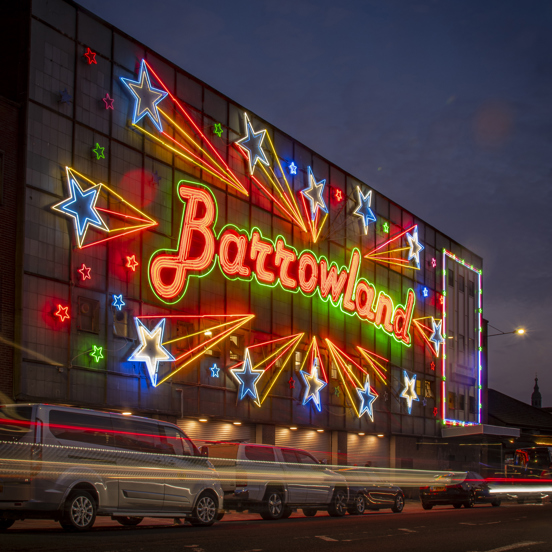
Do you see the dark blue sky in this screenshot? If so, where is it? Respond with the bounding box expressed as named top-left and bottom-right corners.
top-left (78, 0), bottom-right (552, 406)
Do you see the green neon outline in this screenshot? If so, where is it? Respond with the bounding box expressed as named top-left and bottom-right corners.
top-left (148, 180), bottom-right (415, 346)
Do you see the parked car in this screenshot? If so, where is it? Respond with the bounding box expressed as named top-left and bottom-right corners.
top-left (202, 442), bottom-right (348, 520)
top-left (337, 467), bottom-right (405, 514)
top-left (420, 471), bottom-right (501, 510)
top-left (0, 404), bottom-right (223, 531)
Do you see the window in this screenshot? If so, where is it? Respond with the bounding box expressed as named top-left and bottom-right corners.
top-left (0, 406), bottom-right (33, 443)
top-left (175, 321), bottom-right (194, 352)
top-left (281, 449), bottom-right (299, 463)
top-left (468, 280), bottom-right (475, 297)
top-left (229, 335), bottom-right (241, 361)
top-left (424, 381), bottom-right (433, 398)
top-left (468, 338), bottom-right (475, 366)
top-left (330, 359), bottom-right (338, 379)
top-left (448, 392), bottom-right (456, 409)
top-left (294, 351), bottom-right (303, 372)
top-left (469, 396), bottom-right (475, 414)
top-left (458, 275), bottom-right (465, 292)
top-left (458, 394), bottom-right (465, 410)
top-left (113, 308), bottom-right (132, 339)
top-left (111, 417), bottom-right (162, 453)
top-left (244, 445), bottom-right (276, 462)
top-left (49, 410), bottom-right (115, 447)
top-left (449, 331), bottom-right (455, 350)
top-left (416, 379), bottom-right (422, 396)
top-left (78, 296), bottom-right (100, 334)
top-left (448, 270), bottom-right (454, 287)
top-left (296, 450), bottom-right (319, 465)
top-left (160, 425), bottom-right (196, 456)
top-left (459, 335), bottom-right (465, 352)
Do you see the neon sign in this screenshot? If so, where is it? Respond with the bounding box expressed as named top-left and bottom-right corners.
top-left (149, 181), bottom-right (416, 345)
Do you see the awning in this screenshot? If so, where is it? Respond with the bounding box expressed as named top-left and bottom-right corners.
top-left (441, 424), bottom-right (520, 438)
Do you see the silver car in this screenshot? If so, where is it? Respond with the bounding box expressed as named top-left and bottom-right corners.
top-left (0, 404), bottom-right (223, 531)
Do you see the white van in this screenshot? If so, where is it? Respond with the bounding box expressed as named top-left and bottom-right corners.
top-left (0, 404), bottom-right (223, 531)
top-left (203, 442), bottom-right (348, 519)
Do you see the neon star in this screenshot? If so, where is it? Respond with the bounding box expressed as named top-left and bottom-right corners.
top-left (103, 93), bottom-right (114, 109)
top-left (301, 167), bottom-right (328, 221)
top-left (84, 47), bottom-right (97, 65)
top-left (422, 287), bottom-right (429, 298)
top-left (400, 370), bottom-right (419, 414)
top-left (213, 123), bottom-right (223, 137)
top-left (431, 257), bottom-right (437, 268)
top-left (433, 407), bottom-right (438, 417)
top-left (129, 318), bottom-right (175, 387)
top-left (55, 305), bottom-right (70, 322)
top-left (230, 349), bottom-right (263, 403)
top-left (210, 364), bottom-right (220, 377)
top-left (120, 60), bottom-right (168, 132)
top-left (353, 187), bottom-right (376, 235)
top-left (300, 357), bottom-right (327, 412)
top-left (52, 176), bottom-right (108, 248)
top-left (289, 162), bottom-right (297, 175)
top-left (289, 377), bottom-right (295, 389)
top-left (112, 294), bottom-right (125, 310)
top-left (59, 88), bottom-right (72, 104)
top-left (93, 143), bottom-right (105, 160)
top-left (406, 226), bottom-right (424, 268)
top-left (422, 398), bottom-right (427, 407)
top-left (78, 264), bottom-right (91, 281)
top-left (126, 255), bottom-right (139, 271)
top-left (429, 319), bottom-right (445, 356)
top-left (334, 189), bottom-right (343, 202)
top-left (383, 222), bottom-right (390, 233)
top-left (357, 377), bottom-right (377, 421)
top-left (236, 113), bottom-right (269, 175)
top-left (90, 345), bottom-right (104, 363)
top-left (334, 385), bottom-right (340, 397)
top-left (430, 361), bottom-right (436, 371)
top-left (150, 170), bottom-right (161, 186)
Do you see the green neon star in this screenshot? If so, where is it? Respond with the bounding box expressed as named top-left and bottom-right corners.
top-left (213, 123), bottom-right (223, 137)
top-left (93, 143), bottom-right (105, 160)
top-left (334, 385), bottom-right (340, 397)
top-left (90, 345), bottom-right (104, 363)
top-left (383, 221), bottom-right (390, 233)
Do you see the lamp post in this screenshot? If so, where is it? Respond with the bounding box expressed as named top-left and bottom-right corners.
top-left (487, 324), bottom-right (526, 338)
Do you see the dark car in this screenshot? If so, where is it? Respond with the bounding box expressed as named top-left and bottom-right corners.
top-left (420, 471), bottom-right (501, 510)
top-left (337, 468), bottom-right (405, 514)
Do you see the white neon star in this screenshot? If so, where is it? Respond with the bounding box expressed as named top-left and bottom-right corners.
top-left (406, 226), bottom-right (424, 268)
top-left (400, 371), bottom-right (419, 414)
top-left (230, 349), bottom-right (264, 405)
top-left (429, 319), bottom-right (445, 356)
top-left (300, 359), bottom-right (327, 411)
top-left (236, 113), bottom-right (269, 175)
top-left (356, 376), bottom-right (378, 421)
top-left (301, 167), bottom-right (327, 221)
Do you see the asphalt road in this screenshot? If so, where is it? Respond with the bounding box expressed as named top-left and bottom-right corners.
top-left (2, 502), bottom-right (551, 552)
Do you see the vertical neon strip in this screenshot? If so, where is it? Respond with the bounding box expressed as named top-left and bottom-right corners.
top-left (478, 271), bottom-right (482, 424)
top-left (442, 249), bottom-right (447, 422)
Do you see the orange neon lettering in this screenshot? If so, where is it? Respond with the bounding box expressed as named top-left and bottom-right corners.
top-left (319, 260), bottom-right (348, 302)
top-left (150, 184), bottom-right (216, 301)
top-left (342, 250), bottom-right (361, 312)
top-left (219, 231), bottom-right (251, 277)
top-left (393, 289), bottom-right (415, 344)
top-left (355, 279), bottom-right (376, 322)
top-left (375, 293), bottom-right (394, 332)
top-left (250, 231), bottom-right (275, 284)
top-left (298, 252), bottom-right (318, 294)
top-left (274, 239), bottom-right (297, 289)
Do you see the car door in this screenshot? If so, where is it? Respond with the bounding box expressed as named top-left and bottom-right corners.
top-left (112, 417), bottom-right (165, 511)
top-left (295, 450), bottom-right (332, 504)
top-left (280, 449), bottom-right (308, 504)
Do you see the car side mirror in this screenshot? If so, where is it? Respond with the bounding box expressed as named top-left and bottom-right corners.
top-left (200, 446), bottom-right (209, 457)
top-left (320, 459), bottom-right (328, 465)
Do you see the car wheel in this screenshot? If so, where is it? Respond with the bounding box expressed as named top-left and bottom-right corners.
top-left (114, 516), bottom-right (143, 526)
top-left (260, 490), bottom-right (284, 520)
top-left (491, 499), bottom-right (501, 507)
top-left (61, 490), bottom-right (97, 532)
top-left (0, 519), bottom-right (15, 532)
top-left (391, 493), bottom-right (404, 513)
top-left (421, 502), bottom-right (433, 510)
top-left (453, 503), bottom-right (462, 509)
top-left (190, 492), bottom-right (218, 527)
top-left (282, 507), bottom-right (293, 519)
top-left (464, 493), bottom-right (475, 508)
top-left (347, 493), bottom-right (366, 515)
top-left (302, 508), bottom-right (317, 517)
top-left (328, 490), bottom-right (347, 517)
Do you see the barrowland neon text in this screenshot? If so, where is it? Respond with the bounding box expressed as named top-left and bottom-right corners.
top-left (149, 181), bottom-right (416, 345)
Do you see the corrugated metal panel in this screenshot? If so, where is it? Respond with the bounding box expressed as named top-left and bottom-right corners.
top-left (177, 419), bottom-right (255, 447)
top-left (275, 428), bottom-right (331, 463)
top-left (347, 434), bottom-right (389, 467)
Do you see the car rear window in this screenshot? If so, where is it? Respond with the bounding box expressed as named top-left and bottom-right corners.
top-left (111, 417), bottom-right (163, 454)
top-left (0, 406), bottom-right (33, 443)
top-left (244, 445), bottom-right (275, 462)
top-left (49, 410), bottom-right (115, 447)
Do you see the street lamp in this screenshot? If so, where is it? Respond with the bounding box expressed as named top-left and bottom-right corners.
top-left (487, 324), bottom-right (526, 337)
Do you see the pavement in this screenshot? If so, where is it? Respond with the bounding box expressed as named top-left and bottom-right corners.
top-left (2, 500), bottom-right (551, 552)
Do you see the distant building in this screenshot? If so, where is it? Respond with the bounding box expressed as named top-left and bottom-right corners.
top-left (531, 377), bottom-right (542, 408)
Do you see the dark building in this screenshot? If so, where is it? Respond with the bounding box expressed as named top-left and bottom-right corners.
top-left (531, 377), bottom-right (542, 409)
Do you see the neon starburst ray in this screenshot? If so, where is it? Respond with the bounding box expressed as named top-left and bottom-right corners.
top-left (412, 317), bottom-right (444, 357)
top-left (364, 225), bottom-right (421, 271)
top-left (356, 346), bottom-right (389, 385)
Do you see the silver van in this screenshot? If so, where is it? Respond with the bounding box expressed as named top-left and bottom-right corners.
top-left (0, 404), bottom-right (223, 531)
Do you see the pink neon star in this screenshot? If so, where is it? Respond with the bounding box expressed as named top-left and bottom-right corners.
top-left (431, 257), bottom-right (437, 268)
top-left (84, 47), bottom-right (97, 65)
top-left (78, 264), bottom-right (91, 281)
top-left (103, 93), bottom-right (114, 110)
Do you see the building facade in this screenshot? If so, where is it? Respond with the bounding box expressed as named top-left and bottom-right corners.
top-left (0, 0), bottom-right (488, 469)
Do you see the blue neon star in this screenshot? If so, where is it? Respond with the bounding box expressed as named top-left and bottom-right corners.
top-left (406, 226), bottom-right (424, 268)
top-left (289, 161), bottom-right (297, 175)
top-left (230, 349), bottom-right (263, 404)
top-left (300, 358), bottom-right (327, 412)
top-left (301, 167), bottom-right (328, 221)
top-left (120, 60), bottom-right (168, 132)
top-left (52, 175), bottom-right (108, 248)
top-left (400, 371), bottom-right (419, 414)
top-left (429, 319), bottom-right (445, 356)
top-left (357, 378), bottom-right (378, 421)
top-left (112, 294), bottom-right (125, 310)
top-left (353, 187), bottom-right (376, 234)
top-left (210, 364), bottom-right (220, 377)
top-left (422, 287), bottom-right (429, 298)
top-left (59, 88), bottom-right (72, 103)
top-left (236, 113), bottom-right (269, 174)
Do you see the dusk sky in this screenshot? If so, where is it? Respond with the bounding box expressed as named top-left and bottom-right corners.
top-left (77, 0), bottom-right (552, 406)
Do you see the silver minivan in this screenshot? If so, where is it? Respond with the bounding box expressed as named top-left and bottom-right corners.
top-left (0, 404), bottom-right (223, 531)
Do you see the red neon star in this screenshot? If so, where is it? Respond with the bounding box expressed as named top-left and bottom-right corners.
top-left (430, 362), bottom-right (436, 371)
top-left (84, 47), bottom-right (97, 65)
top-left (439, 295), bottom-right (444, 305)
top-left (433, 407), bottom-right (438, 417)
top-left (78, 264), bottom-right (91, 281)
top-left (126, 255), bottom-right (139, 272)
top-left (431, 257), bottom-right (437, 268)
top-left (55, 305), bottom-right (70, 322)
top-left (103, 93), bottom-right (114, 110)
top-left (335, 189), bottom-right (343, 202)
top-left (288, 377), bottom-right (295, 389)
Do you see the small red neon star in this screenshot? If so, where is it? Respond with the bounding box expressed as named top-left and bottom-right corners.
top-left (431, 257), bottom-right (437, 268)
top-left (335, 189), bottom-right (343, 202)
top-left (78, 264), bottom-right (91, 281)
top-left (84, 47), bottom-right (97, 65)
top-left (433, 407), bottom-right (438, 417)
top-left (430, 362), bottom-right (436, 371)
top-left (103, 93), bottom-right (114, 110)
top-left (126, 255), bottom-right (139, 272)
top-left (55, 305), bottom-right (70, 322)
top-left (439, 295), bottom-right (444, 305)
top-left (288, 377), bottom-right (295, 389)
